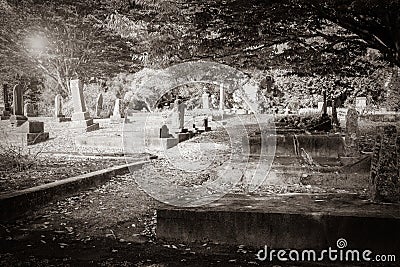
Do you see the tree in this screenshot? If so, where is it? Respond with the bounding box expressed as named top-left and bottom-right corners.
top-left (0, 0), bottom-right (136, 95)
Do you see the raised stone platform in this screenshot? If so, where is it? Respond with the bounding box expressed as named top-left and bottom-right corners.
top-left (157, 193), bottom-right (400, 255)
top-left (12, 121), bottom-right (49, 145)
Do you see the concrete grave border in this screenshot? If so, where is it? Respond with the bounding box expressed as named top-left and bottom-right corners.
top-left (0, 160), bottom-right (149, 221)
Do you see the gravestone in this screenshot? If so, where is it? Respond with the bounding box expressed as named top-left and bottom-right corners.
top-left (355, 97), bottom-right (367, 113)
top-left (177, 100), bottom-right (186, 130)
top-left (203, 117), bottom-right (211, 132)
top-left (95, 93), bottom-right (103, 118)
top-left (160, 125), bottom-right (171, 138)
top-left (1, 84), bottom-right (10, 119)
top-left (219, 83), bottom-right (225, 111)
top-left (211, 95), bottom-right (217, 109)
top-left (317, 102), bottom-right (324, 112)
top-left (70, 79), bottom-right (99, 132)
top-left (10, 84), bottom-right (27, 126)
top-left (322, 90), bottom-right (327, 115)
top-left (110, 98), bottom-right (123, 123)
top-left (369, 125), bottom-right (400, 203)
top-left (202, 92), bottom-right (210, 109)
top-left (15, 120), bottom-right (49, 145)
top-left (344, 108), bottom-right (359, 156)
top-left (24, 103), bottom-right (35, 117)
top-left (54, 94), bottom-right (71, 122)
top-left (55, 94), bottom-right (63, 117)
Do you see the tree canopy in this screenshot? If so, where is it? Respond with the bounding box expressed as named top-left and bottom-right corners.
top-left (0, 0), bottom-right (399, 100)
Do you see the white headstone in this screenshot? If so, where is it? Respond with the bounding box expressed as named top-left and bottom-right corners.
top-left (202, 92), bottom-right (210, 109)
top-left (318, 101), bottom-right (324, 111)
top-left (113, 99), bottom-right (121, 118)
top-left (355, 97), bottom-right (367, 113)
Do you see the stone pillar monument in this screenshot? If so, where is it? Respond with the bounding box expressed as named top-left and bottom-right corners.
top-left (110, 98), bottom-right (123, 123)
top-left (202, 92), bottom-right (210, 109)
top-left (344, 108), bottom-right (359, 156)
top-left (70, 79), bottom-right (99, 132)
top-left (219, 83), bottom-right (225, 111)
top-left (95, 93), bottom-right (103, 118)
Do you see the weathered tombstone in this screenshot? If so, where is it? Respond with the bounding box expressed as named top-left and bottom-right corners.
top-left (317, 101), bottom-right (324, 111)
top-left (202, 92), bottom-right (210, 109)
top-left (203, 117), bottom-right (211, 132)
top-left (110, 98), bottom-right (123, 123)
top-left (160, 124), bottom-right (170, 138)
top-left (344, 108), bottom-right (359, 156)
top-left (54, 94), bottom-right (71, 122)
top-left (70, 79), bottom-right (99, 131)
top-left (2, 84), bottom-right (10, 114)
top-left (355, 97), bottom-right (367, 113)
top-left (24, 103), bottom-right (35, 117)
top-left (369, 125), bottom-right (400, 202)
top-left (55, 94), bottom-right (63, 117)
top-left (219, 83), bottom-right (225, 111)
top-left (211, 95), bottom-right (217, 109)
top-left (177, 100), bottom-right (186, 130)
top-left (322, 90), bottom-right (327, 115)
top-left (95, 93), bottom-right (103, 118)
top-left (10, 84), bottom-right (27, 126)
top-left (113, 99), bottom-right (121, 117)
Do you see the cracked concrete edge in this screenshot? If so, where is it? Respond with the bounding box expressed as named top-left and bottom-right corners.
top-left (0, 160), bottom-right (150, 222)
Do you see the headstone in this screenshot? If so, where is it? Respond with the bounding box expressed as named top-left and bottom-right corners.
top-left (211, 95), bottom-right (217, 109)
top-left (10, 84), bottom-right (27, 126)
top-left (177, 100), bottom-right (186, 130)
top-left (24, 103), bottom-right (35, 117)
top-left (317, 102), bottom-right (324, 111)
top-left (113, 99), bottom-right (121, 117)
top-left (284, 107), bottom-right (290, 115)
top-left (2, 84), bottom-right (10, 114)
top-left (110, 98), bottom-right (123, 123)
top-left (70, 79), bottom-right (99, 132)
top-left (95, 93), bottom-right (103, 118)
top-left (322, 90), bottom-right (327, 115)
top-left (369, 125), bottom-right (400, 202)
top-left (54, 94), bottom-right (71, 122)
top-left (15, 120), bottom-right (49, 145)
top-left (355, 97), bottom-right (367, 113)
top-left (13, 84), bottom-right (24, 115)
top-left (344, 108), bottom-right (359, 156)
top-left (55, 94), bottom-right (63, 117)
top-left (203, 117), bottom-right (211, 131)
top-left (219, 83), bottom-right (225, 111)
top-left (160, 125), bottom-right (170, 138)
top-left (202, 92), bottom-right (210, 109)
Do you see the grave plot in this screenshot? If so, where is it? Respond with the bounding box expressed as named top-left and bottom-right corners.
top-left (155, 114), bottom-right (400, 256)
